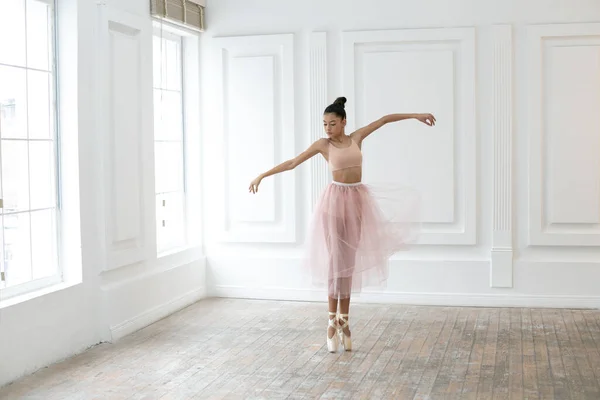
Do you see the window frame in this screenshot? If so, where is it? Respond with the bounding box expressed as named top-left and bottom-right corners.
top-left (153, 27), bottom-right (188, 255)
top-left (0, 0), bottom-right (62, 300)
top-left (151, 19), bottom-right (202, 259)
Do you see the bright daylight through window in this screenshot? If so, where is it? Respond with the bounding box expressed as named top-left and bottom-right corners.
top-left (153, 30), bottom-right (187, 254)
top-left (0, 0), bottom-right (60, 297)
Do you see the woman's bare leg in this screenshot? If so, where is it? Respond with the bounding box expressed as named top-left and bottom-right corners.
top-left (328, 296), bottom-right (338, 338)
top-left (339, 293), bottom-right (351, 337)
top-left (324, 211), bottom-right (339, 340)
top-left (337, 211), bottom-right (359, 338)
top-left (338, 289), bottom-right (352, 351)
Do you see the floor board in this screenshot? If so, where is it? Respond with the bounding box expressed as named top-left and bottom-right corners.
top-left (2, 298), bottom-right (600, 399)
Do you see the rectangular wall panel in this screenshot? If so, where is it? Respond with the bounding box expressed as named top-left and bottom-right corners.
top-left (360, 49), bottom-right (455, 224)
top-left (545, 46), bottom-right (600, 224)
top-left (342, 28), bottom-right (476, 245)
top-left (212, 34), bottom-right (296, 243)
top-left (528, 23), bottom-right (600, 246)
top-left (97, 5), bottom-right (155, 270)
top-left (228, 55), bottom-right (277, 224)
top-left (109, 25), bottom-right (142, 243)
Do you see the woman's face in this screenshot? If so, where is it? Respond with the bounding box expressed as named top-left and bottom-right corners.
top-left (323, 113), bottom-right (346, 138)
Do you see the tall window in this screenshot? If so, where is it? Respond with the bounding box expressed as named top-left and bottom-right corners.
top-left (153, 30), bottom-right (186, 254)
top-left (0, 0), bottom-right (59, 295)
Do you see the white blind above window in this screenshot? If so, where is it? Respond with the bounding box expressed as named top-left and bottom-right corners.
top-left (150, 0), bottom-right (205, 32)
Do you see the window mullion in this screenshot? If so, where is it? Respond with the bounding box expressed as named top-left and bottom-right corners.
top-left (179, 37), bottom-right (187, 195)
top-left (49, 3), bottom-right (60, 211)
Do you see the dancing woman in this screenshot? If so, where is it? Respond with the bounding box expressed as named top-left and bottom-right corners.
top-left (249, 97), bottom-right (435, 352)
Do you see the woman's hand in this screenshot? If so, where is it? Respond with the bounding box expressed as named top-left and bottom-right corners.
top-left (415, 113), bottom-right (436, 126)
top-left (248, 176), bottom-right (262, 194)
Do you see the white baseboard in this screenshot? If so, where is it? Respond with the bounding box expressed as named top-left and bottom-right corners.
top-left (211, 285), bottom-right (600, 309)
top-left (110, 286), bottom-right (206, 341)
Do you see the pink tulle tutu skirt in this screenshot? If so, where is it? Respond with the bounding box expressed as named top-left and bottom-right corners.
top-left (305, 181), bottom-right (420, 299)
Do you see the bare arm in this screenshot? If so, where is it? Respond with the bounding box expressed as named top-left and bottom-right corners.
top-left (351, 113), bottom-right (435, 143)
top-left (249, 139), bottom-right (326, 193)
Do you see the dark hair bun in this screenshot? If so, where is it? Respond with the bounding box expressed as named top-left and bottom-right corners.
top-left (323, 97), bottom-right (347, 119)
top-left (333, 97), bottom-right (347, 108)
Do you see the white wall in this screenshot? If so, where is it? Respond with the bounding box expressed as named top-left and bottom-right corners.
top-left (0, 0), bottom-right (206, 387)
top-left (202, 0), bottom-right (600, 308)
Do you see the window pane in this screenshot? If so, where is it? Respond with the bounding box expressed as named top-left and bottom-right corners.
top-left (3, 211), bottom-right (32, 287)
top-left (153, 89), bottom-right (163, 138)
top-left (154, 141), bottom-right (184, 194)
top-left (153, 32), bottom-right (186, 253)
top-left (0, 0), bottom-right (26, 67)
top-left (165, 38), bottom-right (181, 91)
top-left (153, 37), bottom-right (168, 89)
top-left (29, 140), bottom-right (55, 210)
top-left (154, 89), bottom-right (183, 141)
top-left (153, 36), bottom-right (182, 91)
top-left (27, 70), bottom-right (51, 139)
top-left (26, 0), bottom-right (51, 71)
top-left (0, 66), bottom-right (28, 139)
top-left (31, 208), bottom-right (57, 280)
top-left (156, 192), bottom-right (185, 252)
top-left (1, 140), bottom-right (30, 213)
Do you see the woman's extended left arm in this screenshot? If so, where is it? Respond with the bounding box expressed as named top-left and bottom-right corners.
top-left (350, 113), bottom-right (436, 143)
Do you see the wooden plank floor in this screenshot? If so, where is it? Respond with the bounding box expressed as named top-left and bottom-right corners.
top-left (2, 298), bottom-right (600, 399)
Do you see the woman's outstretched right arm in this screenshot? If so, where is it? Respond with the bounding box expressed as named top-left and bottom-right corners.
top-left (249, 138), bottom-right (326, 194)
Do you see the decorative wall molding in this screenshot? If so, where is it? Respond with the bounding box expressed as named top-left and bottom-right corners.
top-left (527, 23), bottom-right (600, 246)
top-left (309, 32), bottom-right (329, 212)
top-left (341, 27), bottom-right (477, 245)
top-left (490, 25), bottom-right (513, 288)
top-left (212, 33), bottom-right (297, 243)
top-left (212, 285), bottom-right (600, 309)
top-left (96, 4), bottom-right (155, 270)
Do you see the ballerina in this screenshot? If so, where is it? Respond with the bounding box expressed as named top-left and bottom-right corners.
top-left (249, 97), bottom-right (435, 352)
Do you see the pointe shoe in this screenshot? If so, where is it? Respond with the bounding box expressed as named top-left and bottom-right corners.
top-left (338, 313), bottom-right (352, 351)
top-left (327, 312), bottom-right (339, 353)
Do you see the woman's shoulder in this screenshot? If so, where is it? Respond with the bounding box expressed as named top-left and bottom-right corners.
top-left (316, 138), bottom-right (330, 147)
top-left (308, 138), bottom-right (330, 153)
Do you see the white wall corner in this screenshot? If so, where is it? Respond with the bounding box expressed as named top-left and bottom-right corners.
top-left (490, 25), bottom-right (513, 288)
top-left (110, 287), bottom-right (205, 341)
top-left (107, 257), bottom-right (207, 342)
